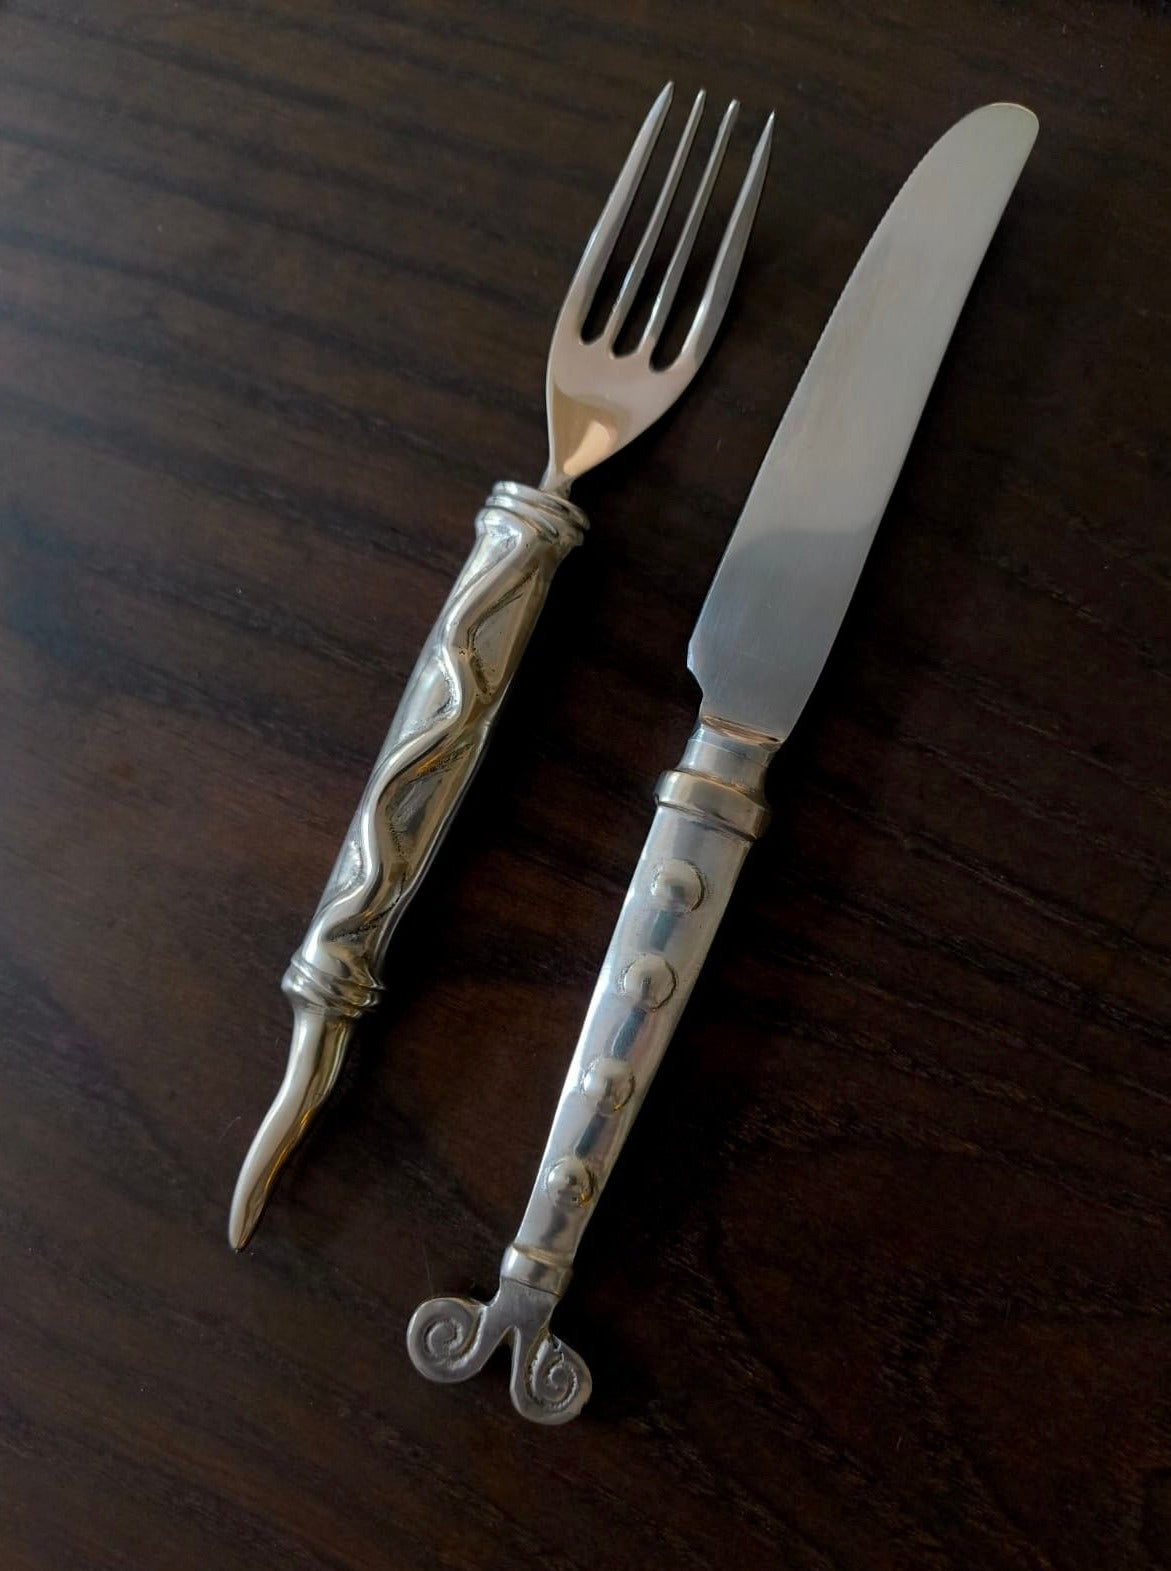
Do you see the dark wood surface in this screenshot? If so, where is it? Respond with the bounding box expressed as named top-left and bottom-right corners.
top-left (1, 3), bottom-right (1168, 1567)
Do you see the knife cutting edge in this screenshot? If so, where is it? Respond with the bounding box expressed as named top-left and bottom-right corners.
top-left (406, 102), bottom-right (1039, 1424)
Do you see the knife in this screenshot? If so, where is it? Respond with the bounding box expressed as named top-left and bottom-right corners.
top-left (406, 102), bottom-right (1038, 1423)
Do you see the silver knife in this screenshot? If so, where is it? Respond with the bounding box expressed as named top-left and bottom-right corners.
top-left (407, 102), bottom-right (1038, 1424)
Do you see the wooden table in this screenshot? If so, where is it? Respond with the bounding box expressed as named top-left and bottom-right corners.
top-left (1, 4), bottom-right (1167, 1567)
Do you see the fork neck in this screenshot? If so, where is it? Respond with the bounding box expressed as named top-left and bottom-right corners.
top-left (538, 460), bottom-right (575, 498)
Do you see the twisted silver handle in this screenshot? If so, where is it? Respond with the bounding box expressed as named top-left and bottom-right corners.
top-left (230, 482), bottom-right (587, 1249)
top-left (408, 716), bottom-right (778, 1422)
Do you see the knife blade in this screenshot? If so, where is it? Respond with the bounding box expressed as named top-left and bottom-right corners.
top-left (692, 101), bottom-right (1037, 741)
top-left (406, 102), bottom-right (1038, 1425)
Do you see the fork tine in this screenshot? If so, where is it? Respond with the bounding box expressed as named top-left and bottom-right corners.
top-left (559, 82), bottom-right (674, 332)
top-left (678, 111), bottom-right (775, 367)
top-left (640, 98), bottom-right (739, 351)
top-left (601, 89), bottom-right (706, 348)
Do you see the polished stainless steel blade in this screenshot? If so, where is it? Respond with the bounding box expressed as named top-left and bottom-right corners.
top-left (690, 103), bottom-right (1037, 740)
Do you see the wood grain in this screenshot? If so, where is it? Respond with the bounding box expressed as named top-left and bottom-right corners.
top-left (0, 2), bottom-right (1168, 1567)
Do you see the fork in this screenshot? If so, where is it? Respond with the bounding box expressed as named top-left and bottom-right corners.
top-left (229, 83), bottom-right (774, 1251)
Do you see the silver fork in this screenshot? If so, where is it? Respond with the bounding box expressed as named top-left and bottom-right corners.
top-left (229, 83), bottom-right (774, 1252)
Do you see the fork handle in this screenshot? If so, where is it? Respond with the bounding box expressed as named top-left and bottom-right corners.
top-left (290, 482), bottom-right (587, 1015)
top-left (230, 482), bottom-right (585, 1248)
top-left (407, 716), bottom-right (777, 1421)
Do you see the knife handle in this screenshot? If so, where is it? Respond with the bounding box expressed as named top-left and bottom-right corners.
top-left (230, 482), bottom-right (586, 1250)
top-left (406, 716), bottom-right (778, 1422)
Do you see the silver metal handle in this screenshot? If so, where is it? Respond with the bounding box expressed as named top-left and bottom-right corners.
top-left (229, 481), bottom-right (586, 1249)
top-left (407, 716), bottom-right (778, 1422)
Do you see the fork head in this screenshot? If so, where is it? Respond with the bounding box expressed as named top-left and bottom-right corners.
top-left (542, 83), bottom-right (774, 495)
